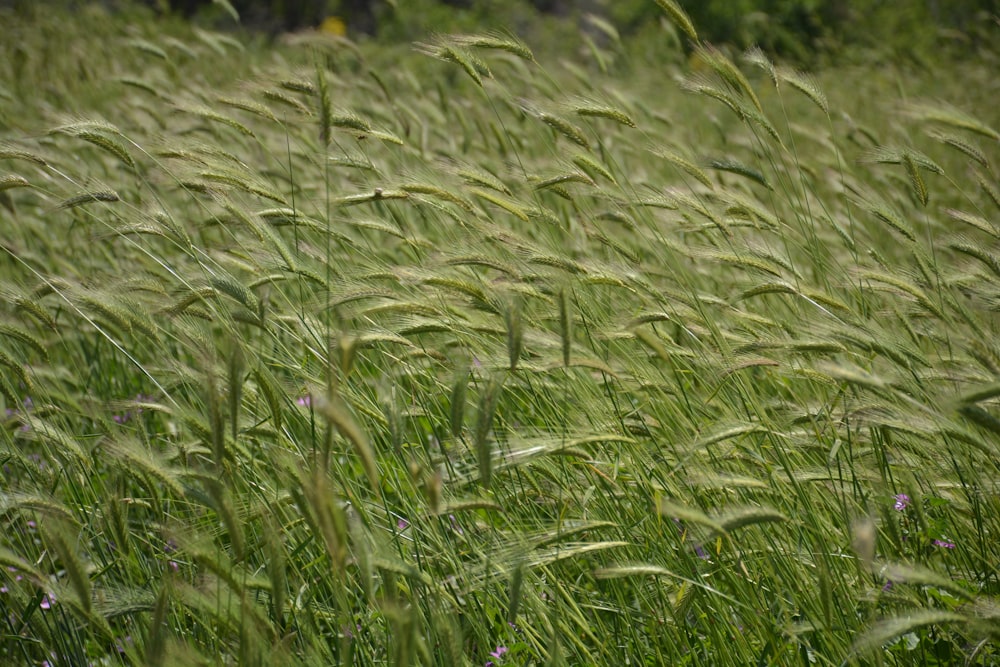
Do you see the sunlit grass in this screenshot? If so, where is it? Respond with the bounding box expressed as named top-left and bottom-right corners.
top-left (1, 3), bottom-right (999, 666)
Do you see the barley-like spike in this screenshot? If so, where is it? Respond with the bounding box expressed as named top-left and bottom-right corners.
top-left (858, 146), bottom-right (944, 174)
top-left (279, 79), bottom-right (316, 95)
top-left (450, 367), bottom-right (468, 440)
top-left (76, 130), bottom-right (137, 167)
top-left (205, 480), bottom-right (245, 561)
top-left (263, 518), bottom-right (287, 631)
top-left (852, 611), bottom-right (964, 656)
top-left (469, 188), bottom-right (530, 221)
top-left (0, 175), bottom-right (30, 192)
top-left (860, 271), bottom-right (944, 319)
top-left (217, 97), bottom-right (279, 123)
top-left (529, 254), bottom-right (587, 274)
top-left (901, 152), bottom-right (929, 206)
top-left (572, 104), bottom-right (636, 128)
top-left (316, 393), bottom-right (380, 493)
top-left (655, 0), bottom-right (698, 43)
top-left (446, 255), bottom-right (520, 277)
top-left (865, 200), bottom-right (916, 242)
top-left (401, 183), bottom-right (474, 209)
top-left (475, 374), bottom-right (502, 489)
top-left (452, 31), bottom-right (535, 62)
top-left (713, 506), bottom-right (787, 535)
top-left (539, 113), bottom-right (589, 148)
top-left (743, 46), bottom-right (777, 86)
top-left (43, 521), bottom-right (91, 613)
top-left (944, 208), bottom-right (1000, 239)
top-left (179, 106), bottom-right (255, 137)
top-left (211, 277), bottom-right (259, 313)
top-left (428, 45), bottom-right (484, 87)
top-left (977, 173), bottom-right (1000, 211)
top-left (456, 167), bottom-right (512, 195)
top-left (331, 111), bottom-right (373, 133)
top-left (57, 189), bottom-right (120, 209)
top-left (0, 146), bottom-right (48, 166)
top-left (572, 153), bottom-right (614, 183)
top-left (949, 241), bottom-right (1000, 277)
top-left (906, 101), bottom-right (999, 141)
top-left (652, 148), bottom-right (713, 189)
top-left (558, 288), bottom-right (571, 367)
top-left (927, 130), bottom-right (989, 169)
top-left (127, 38), bottom-right (169, 61)
top-left (696, 45), bottom-right (763, 114)
top-left (777, 67), bottom-right (828, 113)
top-left (14, 296), bottom-right (56, 330)
top-left (261, 89), bottom-right (313, 116)
top-left (197, 170), bottom-right (288, 204)
top-left (315, 63), bottom-right (332, 146)
top-left (532, 171), bottom-right (596, 190)
top-left (0, 324), bottom-right (48, 358)
top-left (706, 158), bottom-right (772, 189)
top-left (227, 342), bottom-right (245, 442)
top-left (737, 282), bottom-right (798, 301)
top-left (505, 298), bottom-right (523, 371)
top-left (104, 437), bottom-right (184, 497)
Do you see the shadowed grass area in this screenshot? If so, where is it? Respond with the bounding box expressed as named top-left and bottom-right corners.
top-left (1, 3), bottom-right (999, 666)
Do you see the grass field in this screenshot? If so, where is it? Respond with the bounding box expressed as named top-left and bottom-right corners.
top-left (1, 2), bottom-right (1000, 665)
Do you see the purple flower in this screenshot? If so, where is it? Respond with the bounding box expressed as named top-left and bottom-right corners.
top-left (115, 635), bottom-right (132, 654)
top-left (893, 494), bottom-right (910, 511)
top-left (40, 592), bottom-right (55, 610)
top-left (882, 580), bottom-right (893, 592)
top-left (296, 395), bottom-right (312, 407)
top-left (449, 514), bottom-right (463, 535)
top-left (933, 539), bottom-right (955, 549)
top-left (397, 518), bottom-right (409, 530)
top-left (490, 646), bottom-right (508, 658)
top-left (168, 561), bottom-right (179, 572)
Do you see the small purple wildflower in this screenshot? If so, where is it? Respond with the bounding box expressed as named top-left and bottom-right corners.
top-left (893, 494), bottom-right (910, 511)
top-left (485, 645), bottom-right (508, 666)
top-left (296, 395), bottom-right (312, 407)
top-left (115, 635), bottom-right (132, 654)
top-left (40, 592), bottom-right (55, 610)
top-left (449, 514), bottom-right (463, 534)
top-left (168, 561), bottom-right (179, 572)
top-left (164, 539), bottom-right (178, 554)
top-left (26, 520), bottom-right (36, 530)
top-left (933, 539), bottom-right (955, 549)
top-left (882, 580), bottom-right (893, 592)
top-left (397, 518), bottom-right (409, 531)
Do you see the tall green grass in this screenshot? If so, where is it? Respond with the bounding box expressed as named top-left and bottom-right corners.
top-left (1, 3), bottom-right (999, 665)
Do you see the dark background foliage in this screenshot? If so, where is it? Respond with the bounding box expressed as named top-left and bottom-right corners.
top-left (2, 0), bottom-right (998, 64)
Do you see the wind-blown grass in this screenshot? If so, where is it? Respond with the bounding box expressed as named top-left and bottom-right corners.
top-left (1, 3), bottom-right (999, 666)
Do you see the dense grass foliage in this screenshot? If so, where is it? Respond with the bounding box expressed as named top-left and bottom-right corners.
top-left (1, 3), bottom-right (1000, 665)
